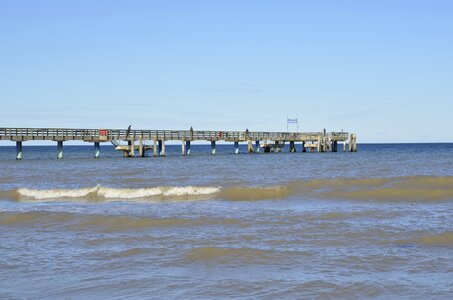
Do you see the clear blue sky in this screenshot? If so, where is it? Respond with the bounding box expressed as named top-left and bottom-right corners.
top-left (1, 0), bottom-right (452, 142)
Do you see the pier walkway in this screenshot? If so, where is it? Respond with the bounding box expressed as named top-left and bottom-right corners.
top-left (0, 127), bottom-right (357, 159)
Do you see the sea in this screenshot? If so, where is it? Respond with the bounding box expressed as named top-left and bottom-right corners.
top-left (1, 143), bottom-right (452, 299)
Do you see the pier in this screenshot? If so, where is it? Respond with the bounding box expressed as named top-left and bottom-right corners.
top-left (0, 127), bottom-right (357, 159)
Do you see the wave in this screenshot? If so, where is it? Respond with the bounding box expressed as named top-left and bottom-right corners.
top-left (292, 176), bottom-right (453, 202)
top-left (397, 231), bottom-right (453, 247)
top-left (12, 186), bottom-right (221, 202)
top-left (0, 211), bottom-right (76, 226)
top-left (0, 211), bottom-right (245, 230)
top-left (183, 247), bottom-right (275, 264)
top-left (182, 246), bottom-right (312, 266)
top-left (2, 176), bottom-right (453, 202)
top-left (219, 186), bottom-right (290, 201)
top-left (17, 187), bottom-right (98, 200)
top-left (6, 185), bottom-right (287, 202)
top-left (102, 248), bottom-right (151, 259)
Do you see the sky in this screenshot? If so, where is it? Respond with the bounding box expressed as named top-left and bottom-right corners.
top-left (1, 0), bottom-right (452, 143)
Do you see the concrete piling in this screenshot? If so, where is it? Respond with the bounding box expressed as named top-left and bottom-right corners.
top-left (159, 140), bottom-right (166, 156)
top-left (302, 141), bottom-right (306, 152)
top-left (153, 139), bottom-right (158, 157)
top-left (247, 140), bottom-right (254, 153)
top-left (129, 138), bottom-right (135, 157)
top-left (16, 141), bottom-right (23, 160)
top-left (317, 137), bottom-right (321, 153)
top-left (289, 141), bottom-right (296, 153)
top-left (181, 140), bottom-right (186, 156)
top-left (211, 141), bottom-right (216, 155)
top-left (138, 137), bottom-right (144, 157)
top-left (186, 140), bottom-right (191, 155)
top-left (349, 133), bottom-right (357, 152)
top-left (255, 141), bottom-right (260, 153)
top-left (57, 141), bottom-right (63, 159)
top-left (127, 141), bottom-right (131, 156)
top-left (94, 142), bottom-right (100, 158)
top-left (234, 141), bottom-right (239, 154)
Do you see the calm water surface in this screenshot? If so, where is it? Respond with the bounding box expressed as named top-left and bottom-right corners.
top-left (1, 143), bottom-right (452, 299)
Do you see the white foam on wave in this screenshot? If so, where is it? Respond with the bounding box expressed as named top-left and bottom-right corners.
top-left (163, 186), bottom-right (221, 196)
top-left (97, 187), bottom-right (163, 199)
top-left (17, 187), bottom-right (97, 200)
top-left (16, 186), bottom-right (222, 201)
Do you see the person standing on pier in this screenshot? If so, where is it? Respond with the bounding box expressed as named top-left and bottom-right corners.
top-left (190, 126), bottom-right (193, 139)
top-left (126, 125), bottom-right (131, 139)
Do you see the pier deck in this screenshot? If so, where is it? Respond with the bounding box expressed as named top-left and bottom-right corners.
top-left (0, 127), bottom-right (356, 159)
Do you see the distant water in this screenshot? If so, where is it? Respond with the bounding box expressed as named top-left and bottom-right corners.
top-left (1, 143), bottom-right (453, 299)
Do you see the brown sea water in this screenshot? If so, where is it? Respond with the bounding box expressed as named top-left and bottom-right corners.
top-left (1, 143), bottom-right (452, 299)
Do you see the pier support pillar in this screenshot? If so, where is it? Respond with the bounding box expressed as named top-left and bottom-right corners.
top-left (349, 133), bottom-right (357, 152)
top-left (186, 141), bottom-right (191, 155)
top-left (211, 141), bottom-right (216, 155)
top-left (302, 141), bottom-right (306, 152)
top-left (275, 141), bottom-right (281, 153)
top-left (247, 140), bottom-right (254, 153)
top-left (129, 138), bottom-right (135, 157)
top-left (289, 141), bottom-right (296, 153)
top-left (138, 137), bottom-right (144, 157)
top-left (94, 142), bottom-right (100, 158)
top-left (16, 141), bottom-right (23, 160)
top-left (317, 137), bottom-right (321, 153)
top-left (127, 141), bottom-right (131, 157)
top-left (153, 139), bottom-right (157, 157)
top-left (159, 140), bottom-right (166, 156)
top-left (332, 141), bottom-right (338, 152)
top-left (255, 141), bottom-right (260, 153)
top-left (57, 141), bottom-right (63, 159)
top-left (181, 140), bottom-right (186, 156)
top-left (234, 142), bottom-right (239, 154)
top-left (343, 141), bottom-right (346, 152)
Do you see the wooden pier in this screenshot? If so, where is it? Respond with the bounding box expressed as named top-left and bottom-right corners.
top-left (0, 127), bottom-right (357, 159)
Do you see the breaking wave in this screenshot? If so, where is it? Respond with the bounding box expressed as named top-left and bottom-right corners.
top-left (4, 185), bottom-right (289, 202)
top-left (1, 176), bottom-right (453, 202)
top-left (13, 186), bottom-right (221, 202)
